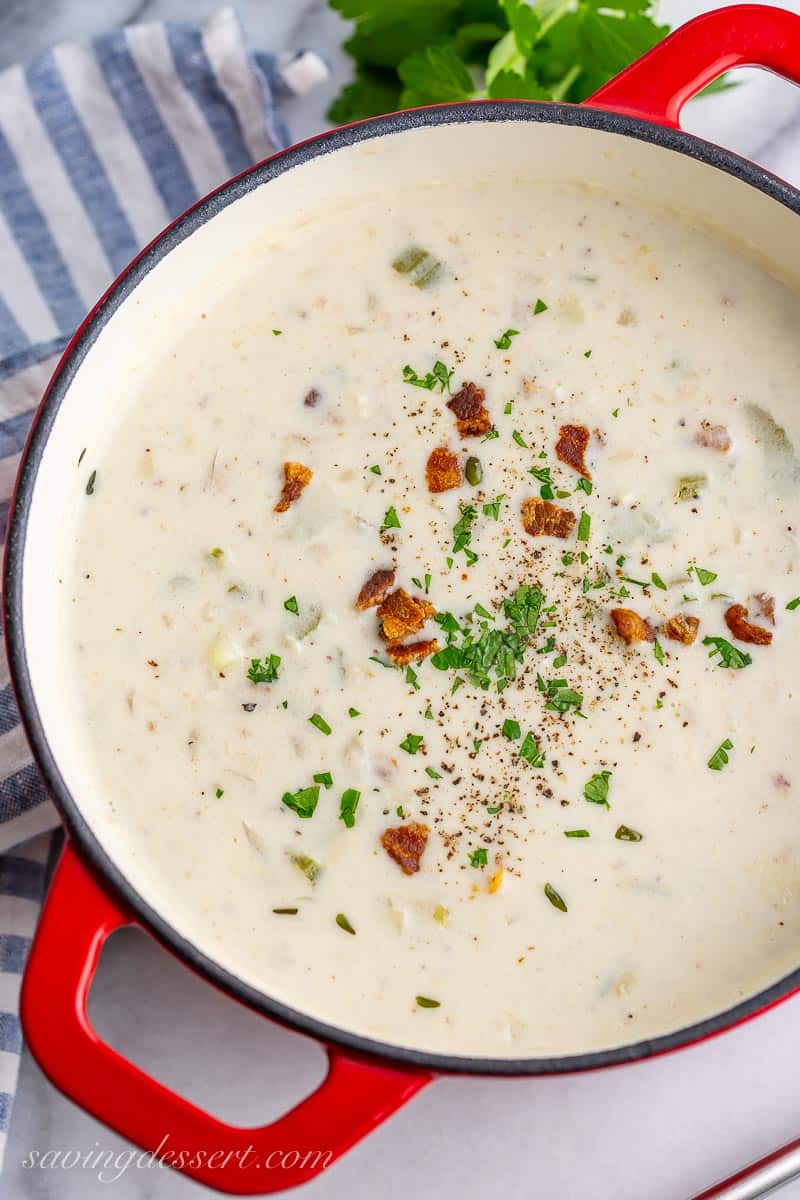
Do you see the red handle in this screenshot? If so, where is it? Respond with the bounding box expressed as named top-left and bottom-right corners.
top-left (21, 842), bottom-right (431, 1195)
top-left (588, 4), bottom-right (800, 127)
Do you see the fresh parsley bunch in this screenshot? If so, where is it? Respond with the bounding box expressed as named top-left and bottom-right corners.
top-left (328, 0), bottom-right (672, 123)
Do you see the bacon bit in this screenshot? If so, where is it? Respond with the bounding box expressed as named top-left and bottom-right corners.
top-left (377, 588), bottom-right (435, 644)
top-left (274, 461), bottom-right (313, 513)
top-left (304, 388), bottom-right (321, 407)
top-left (381, 822), bottom-right (430, 875)
top-left (696, 421), bottom-right (731, 452)
top-left (611, 608), bottom-right (654, 645)
top-left (355, 567), bottom-right (396, 611)
top-left (724, 603), bottom-right (773, 645)
top-left (555, 423), bottom-right (591, 478)
top-left (752, 592), bottom-right (775, 625)
top-left (521, 496), bottom-right (576, 539)
top-left (446, 382), bottom-right (492, 437)
top-left (425, 446), bottom-right (462, 493)
top-left (488, 867), bottom-right (504, 894)
top-left (386, 639), bottom-right (440, 665)
top-left (663, 613), bottom-right (700, 645)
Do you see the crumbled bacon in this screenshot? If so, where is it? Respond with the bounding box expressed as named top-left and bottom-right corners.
top-left (355, 568), bottom-right (396, 611)
top-left (521, 496), bottom-right (576, 539)
top-left (724, 604), bottom-right (773, 645)
top-left (752, 593), bottom-right (775, 625)
top-left (381, 822), bottom-right (429, 874)
top-left (426, 446), bottom-right (462, 493)
top-left (663, 613), bottom-right (700, 645)
top-left (611, 608), bottom-right (654, 645)
top-left (386, 639), bottom-right (440, 665)
top-left (446, 382), bottom-right (492, 438)
top-left (274, 461), bottom-right (313, 513)
top-left (696, 421), bottom-right (731, 452)
top-left (304, 388), bottom-right (321, 407)
top-left (377, 588), bottom-right (435, 644)
top-left (555, 423), bottom-right (591, 478)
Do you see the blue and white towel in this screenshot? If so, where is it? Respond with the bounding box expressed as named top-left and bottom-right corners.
top-left (0, 8), bottom-right (324, 1166)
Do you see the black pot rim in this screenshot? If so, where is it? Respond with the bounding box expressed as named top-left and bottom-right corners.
top-left (6, 99), bottom-right (800, 1078)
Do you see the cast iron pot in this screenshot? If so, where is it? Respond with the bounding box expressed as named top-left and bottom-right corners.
top-left (6, 6), bottom-right (800, 1194)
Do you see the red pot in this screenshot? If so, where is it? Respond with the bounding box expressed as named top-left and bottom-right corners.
top-left (7, 6), bottom-right (800, 1194)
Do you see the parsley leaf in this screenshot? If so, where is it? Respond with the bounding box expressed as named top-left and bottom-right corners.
top-left (584, 769), bottom-right (612, 807)
top-left (402, 360), bottom-right (453, 393)
top-left (494, 327), bottom-right (520, 350)
top-left (339, 788), bottom-right (361, 828)
top-left (708, 738), bottom-right (734, 771)
top-left (381, 505), bottom-right (401, 531)
top-left (703, 636), bottom-right (752, 670)
top-left (282, 785), bottom-right (320, 819)
top-left (400, 733), bottom-right (424, 755)
top-left (247, 654), bottom-right (281, 684)
top-left (468, 847), bottom-right (488, 868)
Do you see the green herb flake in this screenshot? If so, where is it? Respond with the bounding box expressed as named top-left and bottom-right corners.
top-left (482, 495), bottom-right (504, 521)
top-left (369, 464), bottom-right (382, 475)
top-left (247, 654), bottom-right (281, 684)
top-left (708, 738), bottom-right (734, 771)
top-left (512, 430), bottom-right (528, 449)
top-left (502, 718), bottom-right (521, 741)
top-left (336, 913), bottom-right (356, 935)
top-left (615, 824), bottom-right (643, 842)
top-left (544, 882), bottom-right (567, 912)
top-left (309, 713), bottom-right (332, 736)
top-left (565, 829), bottom-right (590, 838)
top-left (577, 512), bottom-right (591, 542)
top-left (284, 595), bottom-right (299, 615)
top-left (400, 733), bottom-right (424, 755)
top-left (653, 638), bottom-right (665, 665)
top-left (584, 769), bottom-right (612, 807)
top-left (425, 765), bottom-right (442, 779)
top-left (576, 478), bottom-right (593, 495)
top-left (215, 787), bottom-right (224, 799)
top-left (339, 788), bottom-right (361, 828)
top-left (651, 572), bottom-right (667, 591)
top-left (416, 995), bottom-right (440, 1008)
top-left (348, 707), bottom-right (361, 718)
top-left (519, 731), bottom-right (545, 768)
top-left (533, 299), bottom-right (548, 315)
top-left (494, 328), bottom-right (520, 350)
top-left (402, 360), bottom-right (453, 393)
top-left (693, 566), bottom-right (718, 586)
top-left (272, 329), bottom-right (282, 336)
top-left (468, 847), bottom-right (488, 868)
top-left (787, 597), bottom-right (800, 611)
top-left (282, 786), bottom-right (320, 820)
top-left (313, 771), bottom-right (333, 789)
top-left (381, 505), bottom-right (401, 531)
top-left (703, 636), bottom-right (752, 670)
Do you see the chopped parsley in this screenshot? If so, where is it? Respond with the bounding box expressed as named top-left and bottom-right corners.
top-left (381, 505), bottom-right (401, 531)
top-left (512, 430), bottom-right (528, 449)
top-left (565, 829), bottom-right (590, 838)
top-left (348, 707), bottom-right (361, 718)
top-left (309, 713), bottom-right (332, 735)
top-left (576, 478), bottom-right (593, 495)
top-left (339, 788), bottom-right (361, 828)
top-left (284, 595), bottom-right (299, 614)
top-left (577, 511), bottom-right (591, 542)
top-left (215, 787), bottom-right (224, 799)
top-left (584, 769), bottom-right (612, 807)
top-left (416, 995), bottom-right (440, 1008)
top-left (247, 654), bottom-right (281, 684)
top-left (691, 565), bottom-right (717, 586)
top-left (482, 495), bottom-right (504, 520)
top-left (703, 636), bottom-right (752, 670)
top-left (400, 733), bottom-right (424, 755)
top-left (502, 718), bottom-right (521, 741)
top-left (402, 360), bottom-right (453, 393)
top-left (519, 731), bottom-right (545, 767)
top-left (468, 847), bottom-right (488, 868)
top-left (708, 738), bottom-right (734, 771)
top-left (787, 597), bottom-right (800, 611)
top-left (651, 572), bottom-right (667, 591)
top-left (430, 584), bottom-right (543, 691)
top-left (281, 785), bottom-right (320, 819)
top-left (544, 882), bottom-right (567, 912)
top-left (451, 503), bottom-right (479, 566)
top-left (653, 638), bottom-right (665, 665)
top-left (313, 772), bottom-right (333, 789)
top-left (425, 765), bottom-right (442, 779)
top-left (533, 298), bottom-right (548, 315)
top-left (369, 464), bottom-right (382, 475)
top-left (494, 328), bottom-right (519, 350)
top-left (336, 913), bottom-right (356, 935)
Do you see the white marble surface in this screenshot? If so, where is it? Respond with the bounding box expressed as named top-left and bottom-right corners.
top-left (4, 0), bottom-right (800, 1197)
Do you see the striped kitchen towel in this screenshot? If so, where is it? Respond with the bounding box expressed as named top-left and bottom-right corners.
top-left (0, 7), bottom-right (325, 1166)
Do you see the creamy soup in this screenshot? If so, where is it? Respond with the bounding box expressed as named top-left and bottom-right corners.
top-left (59, 176), bottom-right (800, 1058)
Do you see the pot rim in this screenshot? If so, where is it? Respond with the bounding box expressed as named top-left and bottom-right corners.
top-left (6, 98), bottom-right (800, 1077)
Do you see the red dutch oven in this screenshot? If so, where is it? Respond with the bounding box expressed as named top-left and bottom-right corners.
top-left (7, 6), bottom-right (800, 1194)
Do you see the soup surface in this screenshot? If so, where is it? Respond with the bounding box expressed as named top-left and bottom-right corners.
top-left (62, 176), bottom-right (800, 1057)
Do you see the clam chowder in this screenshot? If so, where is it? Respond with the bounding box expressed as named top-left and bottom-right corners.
top-left (62, 178), bottom-right (800, 1057)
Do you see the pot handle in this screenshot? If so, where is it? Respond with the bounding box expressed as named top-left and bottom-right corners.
top-left (21, 842), bottom-right (432, 1195)
top-left (588, 3), bottom-right (800, 128)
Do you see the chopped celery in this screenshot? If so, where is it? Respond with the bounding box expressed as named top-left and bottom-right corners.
top-left (391, 245), bottom-right (442, 288)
